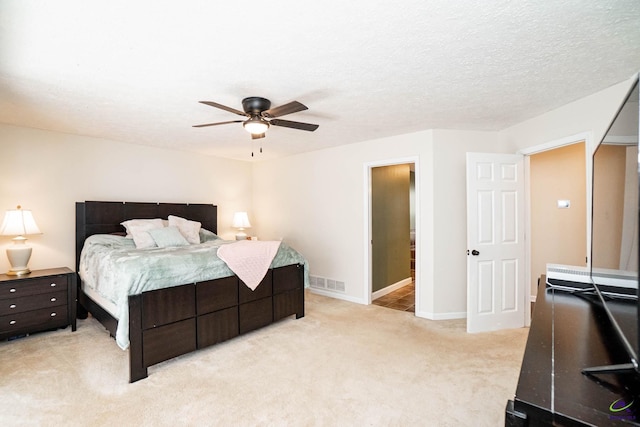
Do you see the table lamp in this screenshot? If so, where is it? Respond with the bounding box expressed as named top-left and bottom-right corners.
top-left (0, 205), bottom-right (42, 275)
top-left (232, 212), bottom-right (251, 240)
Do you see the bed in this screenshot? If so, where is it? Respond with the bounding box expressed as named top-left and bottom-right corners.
top-left (75, 201), bottom-right (306, 383)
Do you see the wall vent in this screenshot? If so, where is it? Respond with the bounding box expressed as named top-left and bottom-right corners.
top-left (310, 276), bottom-right (326, 289)
top-left (309, 275), bottom-right (345, 293)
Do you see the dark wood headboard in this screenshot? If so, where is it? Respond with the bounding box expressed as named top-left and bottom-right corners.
top-left (75, 201), bottom-right (217, 272)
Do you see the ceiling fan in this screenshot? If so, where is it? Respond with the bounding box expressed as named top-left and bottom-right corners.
top-left (193, 97), bottom-right (319, 140)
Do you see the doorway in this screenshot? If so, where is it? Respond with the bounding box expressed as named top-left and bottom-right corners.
top-left (520, 132), bottom-right (593, 313)
top-left (366, 159), bottom-right (418, 313)
top-left (529, 142), bottom-right (587, 295)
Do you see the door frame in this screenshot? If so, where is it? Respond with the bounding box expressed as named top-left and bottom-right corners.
top-left (519, 131), bottom-right (594, 322)
top-left (364, 156), bottom-right (420, 311)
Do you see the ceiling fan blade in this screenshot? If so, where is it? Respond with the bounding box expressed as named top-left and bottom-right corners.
top-left (269, 119), bottom-right (319, 132)
top-left (251, 133), bottom-right (266, 139)
top-left (192, 120), bottom-right (243, 128)
top-left (263, 101), bottom-right (308, 118)
top-left (198, 101), bottom-right (246, 116)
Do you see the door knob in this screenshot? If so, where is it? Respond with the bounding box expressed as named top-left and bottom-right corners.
top-left (471, 250), bottom-right (480, 256)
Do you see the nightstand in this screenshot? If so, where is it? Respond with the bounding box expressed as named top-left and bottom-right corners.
top-left (0, 267), bottom-right (77, 340)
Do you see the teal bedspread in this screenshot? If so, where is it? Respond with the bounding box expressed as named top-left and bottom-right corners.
top-left (79, 234), bottom-right (308, 349)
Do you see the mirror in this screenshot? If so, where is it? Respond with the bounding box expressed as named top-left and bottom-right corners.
top-left (591, 80), bottom-right (639, 283)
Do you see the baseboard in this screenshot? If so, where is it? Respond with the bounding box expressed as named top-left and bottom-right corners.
top-left (309, 288), bottom-right (468, 321)
top-left (308, 288), bottom-right (366, 304)
top-left (415, 310), bottom-right (467, 320)
top-left (371, 277), bottom-right (412, 300)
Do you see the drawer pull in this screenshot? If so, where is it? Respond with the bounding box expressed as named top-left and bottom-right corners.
top-left (50, 312), bottom-right (56, 317)
top-left (9, 304), bottom-right (16, 309)
top-left (10, 288), bottom-right (16, 293)
top-left (50, 283), bottom-right (57, 287)
top-left (9, 320), bottom-right (16, 325)
top-left (50, 297), bottom-right (57, 302)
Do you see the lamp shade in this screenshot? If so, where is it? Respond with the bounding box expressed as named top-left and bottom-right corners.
top-left (0, 206), bottom-right (41, 236)
top-left (232, 212), bottom-right (252, 229)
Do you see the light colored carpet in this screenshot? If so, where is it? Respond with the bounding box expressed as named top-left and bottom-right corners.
top-left (0, 291), bottom-right (528, 426)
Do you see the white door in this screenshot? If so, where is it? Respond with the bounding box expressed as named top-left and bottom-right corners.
top-left (466, 153), bottom-right (525, 333)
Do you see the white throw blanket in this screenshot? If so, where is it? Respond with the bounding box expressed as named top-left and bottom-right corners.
top-left (217, 240), bottom-right (281, 290)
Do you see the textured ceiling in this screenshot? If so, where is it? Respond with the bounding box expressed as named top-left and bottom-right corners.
top-left (1, 0), bottom-right (640, 161)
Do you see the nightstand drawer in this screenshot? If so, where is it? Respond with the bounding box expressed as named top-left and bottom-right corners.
top-left (0, 275), bottom-right (68, 299)
top-left (0, 290), bottom-right (67, 316)
top-left (0, 305), bottom-right (68, 335)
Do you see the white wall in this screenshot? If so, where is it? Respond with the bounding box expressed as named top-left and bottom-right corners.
top-left (252, 129), bottom-right (511, 318)
top-left (502, 77), bottom-right (637, 156)
top-left (253, 131), bottom-right (433, 304)
top-left (500, 75), bottom-right (637, 300)
top-left (252, 75), bottom-right (637, 318)
top-left (430, 130), bottom-right (511, 316)
top-left (0, 124), bottom-right (252, 273)
top-left (2, 74), bottom-right (635, 320)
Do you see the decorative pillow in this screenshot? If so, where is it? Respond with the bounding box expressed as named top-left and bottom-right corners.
top-left (168, 215), bottom-right (201, 244)
top-left (199, 228), bottom-right (220, 243)
top-left (121, 218), bottom-right (164, 248)
top-left (121, 218), bottom-right (164, 239)
top-left (148, 226), bottom-right (189, 248)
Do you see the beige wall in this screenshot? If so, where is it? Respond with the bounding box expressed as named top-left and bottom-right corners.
top-left (0, 124), bottom-right (252, 274)
top-left (530, 142), bottom-right (587, 293)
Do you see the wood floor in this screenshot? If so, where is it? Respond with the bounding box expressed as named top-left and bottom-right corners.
top-left (372, 245), bottom-right (415, 313)
top-left (372, 281), bottom-right (415, 313)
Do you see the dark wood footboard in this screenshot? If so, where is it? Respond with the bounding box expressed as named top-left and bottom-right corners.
top-left (120, 263), bottom-right (304, 383)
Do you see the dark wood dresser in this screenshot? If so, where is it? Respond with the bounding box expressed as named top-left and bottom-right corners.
top-left (0, 267), bottom-right (77, 340)
top-left (506, 277), bottom-right (640, 426)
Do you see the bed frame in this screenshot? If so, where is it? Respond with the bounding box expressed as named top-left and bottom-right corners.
top-left (75, 201), bottom-right (304, 383)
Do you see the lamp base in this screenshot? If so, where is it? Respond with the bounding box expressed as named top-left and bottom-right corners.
top-left (6, 268), bottom-right (31, 276)
top-left (6, 243), bottom-right (33, 276)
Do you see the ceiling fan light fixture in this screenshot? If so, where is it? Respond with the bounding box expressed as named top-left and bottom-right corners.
top-left (243, 116), bottom-right (269, 135)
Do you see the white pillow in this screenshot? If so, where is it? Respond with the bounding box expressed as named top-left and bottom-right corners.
top-left (168, 215), bottom-right (201, 244)
top-left (121, 218), bottom-right (163, 238)
top-left (121, 218), bottom-right (164, 248)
